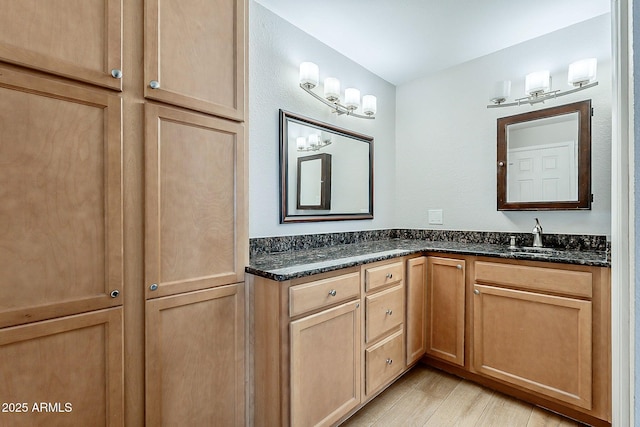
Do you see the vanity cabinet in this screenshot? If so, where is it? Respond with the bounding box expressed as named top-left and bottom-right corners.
top-left (290, 300), bottom-right (362, 427)
top-left (252, 258), bottom-right (413, 426)
top-left (363, 260), bottom-right (405, 397)
top-left (252, 268), bottom-right (362, 427)
top-left (406, 256), bottom-right (427, 366)
top-left (425, 256), bottom-right (466, 366)
top-left (471, 260), bottom-right (609, 422)
top-left (422, 255), bottom-right (611, 426)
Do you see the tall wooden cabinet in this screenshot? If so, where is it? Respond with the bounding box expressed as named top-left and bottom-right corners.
top-left (0, 58), bottom-right (124, 426)
top-left (142, 0), bottom-right (247, 425)
top-left (0, 0), bottom-right (247, 425)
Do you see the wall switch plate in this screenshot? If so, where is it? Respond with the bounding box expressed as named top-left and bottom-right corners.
top-left (428, 209), bottom-right (443, 225)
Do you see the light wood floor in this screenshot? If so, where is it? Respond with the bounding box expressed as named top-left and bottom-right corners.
top-left (340, 364), bottom-right (585, 427)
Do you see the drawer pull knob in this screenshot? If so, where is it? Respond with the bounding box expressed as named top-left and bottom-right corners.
top-left (328, 289), bottom-right (337, 297)
top-left (456, 264), bottom-right (462, 270)
top-left (386, 358), bottom-right (393, 365)
top-left (111, 69), bottom-right (123, 79)
top-left (150, 283), bottom-right (158, 291)
top-left (149, 80), bottom-right (160, 89)
top-left (386, 309), bottom-right (393, 315)
top-left (386, 273), bottom-right (393, 279)
top-left (474, 289), bottom-right (480, 295)
top-left (110, 289), bottom-right (120, 298)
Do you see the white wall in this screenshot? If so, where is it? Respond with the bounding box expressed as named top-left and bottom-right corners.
top-left (395, 14), bottom-right (612, 236)
top-left (249, 1), bottom-right (397, 238)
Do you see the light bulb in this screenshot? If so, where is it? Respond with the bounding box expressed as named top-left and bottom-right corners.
top-left (299, 62), bottom-right (319, 88)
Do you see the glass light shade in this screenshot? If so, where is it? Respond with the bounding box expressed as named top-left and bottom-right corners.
top-left (299, 62), bottom-right (319, 88)
top-left (308, 134), bottom-right (319, 147)
top-left (362, 95), bottom-right (377, 115)
top-left (344, 88), bottom-right (360, 109)
top-left (324, 77), bottom-right (340, 101)
top-left (568, 58), bottom-right (597, 86)
top-left (525, 70), bottom-right (550, 96)
top-left (490, 80), bottom-right (511, 104)
top-left (296, 136), bottom-right (306, 150)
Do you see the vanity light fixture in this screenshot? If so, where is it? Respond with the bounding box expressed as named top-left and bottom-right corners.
top-left (299, 62), bottom-right (377, 119)
top-left (296, 133), bottom-right (332, 152)
top-left (487, 58), bottom-right (598, 108)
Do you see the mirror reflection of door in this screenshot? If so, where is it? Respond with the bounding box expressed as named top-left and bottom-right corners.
top-left (297, 153), bottom-right (331, 210)
top-left (508, 140), bottom-right (577, 202)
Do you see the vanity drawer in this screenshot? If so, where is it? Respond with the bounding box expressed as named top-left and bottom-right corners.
top-left (365, 329), bottom-right (404, 395)
top-left (475, 261), bottom-right (592, 299)
top-left (365, 261), bottom-right (403, 292)
top-left (289, 272), bottom-right (361, 317)
top-left (365, 284), bottom-right (404, 343)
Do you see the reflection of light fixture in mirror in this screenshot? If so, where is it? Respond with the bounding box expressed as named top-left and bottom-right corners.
top-left (487, 58), bottom-right (598, 108)
top-left (299, 62), bottom-right (377, 119)
top-left (296, 133), bottom-right (332, 152)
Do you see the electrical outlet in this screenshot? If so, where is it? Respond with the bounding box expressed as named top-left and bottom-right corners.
top-left (428, 209), bottom-right (443, 225)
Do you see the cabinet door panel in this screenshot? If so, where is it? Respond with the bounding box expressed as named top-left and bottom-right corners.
top-left (290, 300), bottom-right (361, 427)
top-left (426, 257), bottom-right (465, 366)
top-left (146, 284), bottom-right (244, 426)
top-left (0, 308), bottom-right (123, 427)
top-left (145, 0), bottom-right (245, 120)
top-left (0, 0), bottom-right (122, 89)
top-left (406, 256), bottom-right (427, 365)
top-left (145, 104), bottom-right (246, 298)
top-left (0, 67), bottom-right (123, 328)
top-left (473, 284), bottom-right (592, 409)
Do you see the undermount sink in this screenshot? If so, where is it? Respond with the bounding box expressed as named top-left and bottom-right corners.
top-left (518, 246), bottom-right (557, 252)
top-left (509, 246), bottom-right (562, 255)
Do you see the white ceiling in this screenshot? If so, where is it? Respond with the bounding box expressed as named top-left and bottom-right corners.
top-left (254, 0), bottom-right (611, 85)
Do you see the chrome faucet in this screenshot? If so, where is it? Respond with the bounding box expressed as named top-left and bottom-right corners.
top-left (532, 218), bottom-right (543, 247)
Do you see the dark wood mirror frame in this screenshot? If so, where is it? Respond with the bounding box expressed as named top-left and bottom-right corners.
top-left (497, 100), bottom-right (592, 211)
top-left (280, 110), bottom-right (374, 223)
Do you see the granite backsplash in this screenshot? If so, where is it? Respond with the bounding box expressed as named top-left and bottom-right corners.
top-left (250, 229), bottom-right (609, 259)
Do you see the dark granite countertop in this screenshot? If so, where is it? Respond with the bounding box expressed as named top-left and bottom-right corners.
top-left (246, 239), bottom-right (610, 281)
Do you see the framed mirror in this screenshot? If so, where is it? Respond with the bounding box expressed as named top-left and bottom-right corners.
top-left (280, 110), bottom-right (373, 223)
top-left (497, 100), bottom-right (592, 211)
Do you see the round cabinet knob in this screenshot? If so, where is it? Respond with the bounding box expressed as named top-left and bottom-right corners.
top-left (386, 309), bottom-right (393, 315)
top-left (111, 69), bottom-right (123, 79)
top-left (110, 289), bottom-right (120, 298)
top-left (386, 358), bottom-right (393, 365)
top-left (474, 289), bottom-right (480, 295)
top-left (149, 80), bottom-right (160, 89)
top-left (328, 289), bottom-right (337, 297)
top-left (456, 264), bottom-right (462, 270)
top-left (386, 273), bottom-right (393, 279)
top-left (149, 283), bottom-right (159, 291)
top-left (498, 161), bottom-right (505, 167)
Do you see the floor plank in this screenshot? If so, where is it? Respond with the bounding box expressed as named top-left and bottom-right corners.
top-left (340, 365), bottom-right (586, 427)
top-left (422, 380), bottom-right (494, 426)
